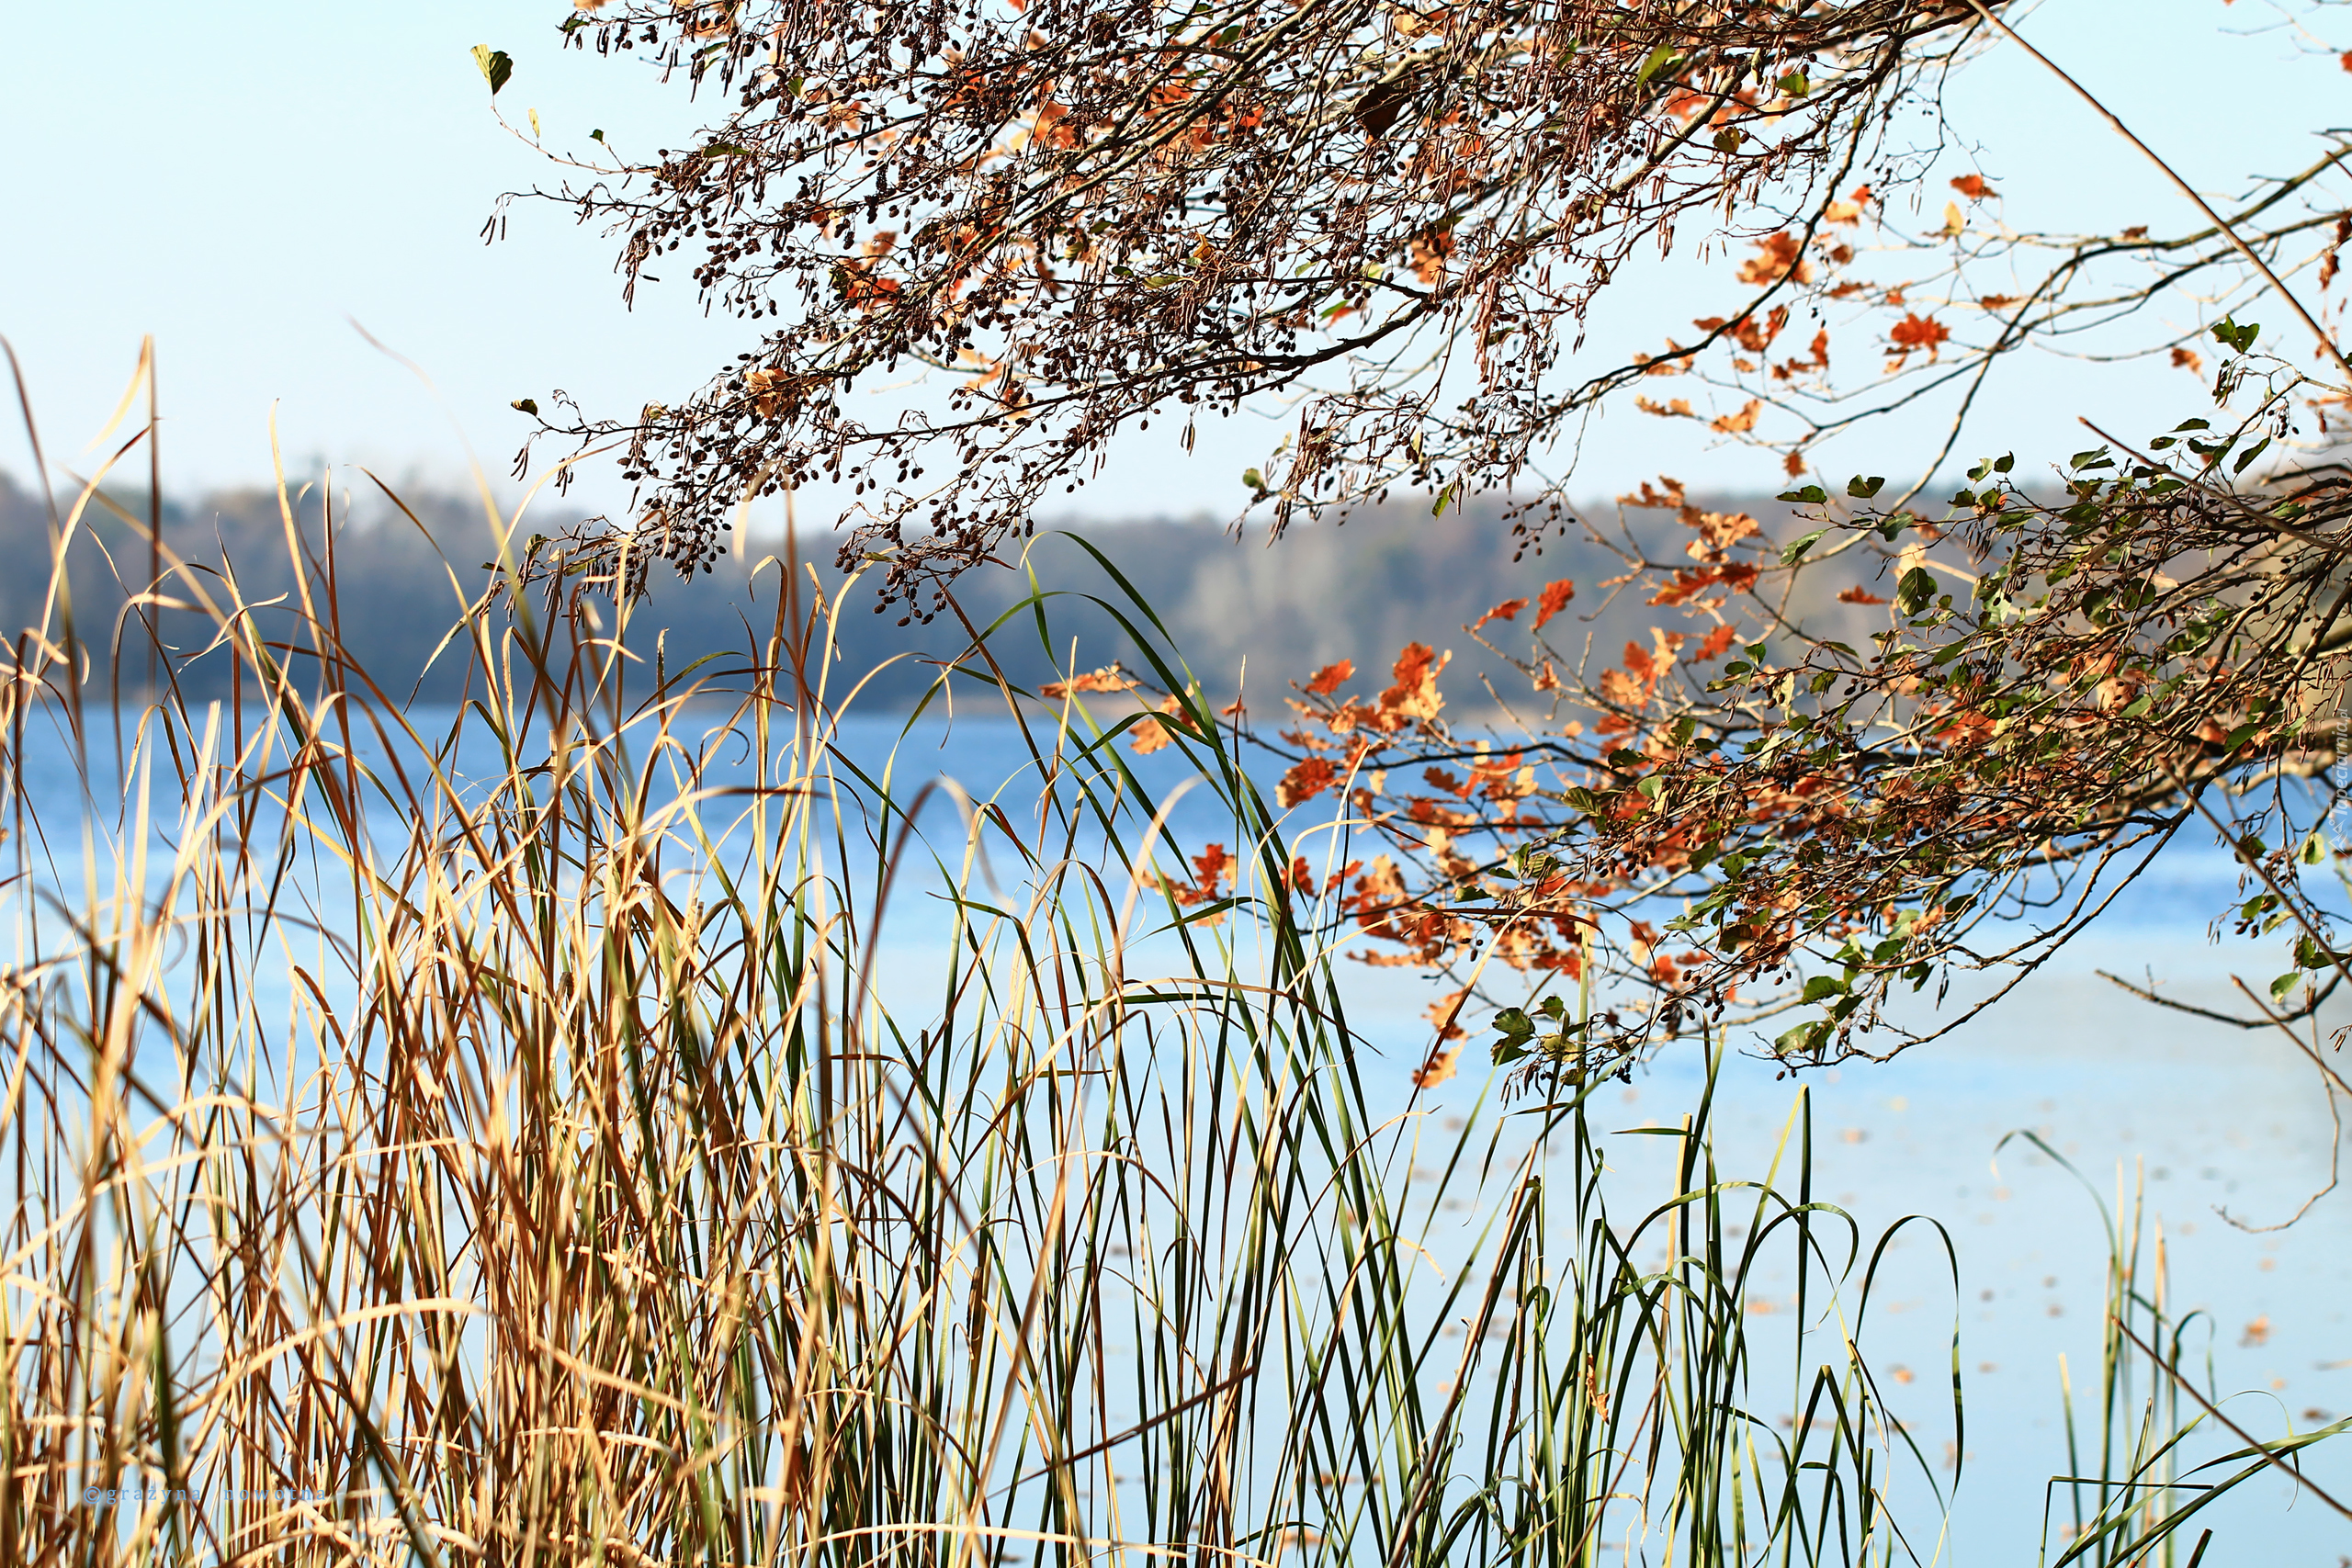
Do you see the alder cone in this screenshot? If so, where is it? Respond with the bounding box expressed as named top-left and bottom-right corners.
top-left (534, 0), bottom-right (1980, 604)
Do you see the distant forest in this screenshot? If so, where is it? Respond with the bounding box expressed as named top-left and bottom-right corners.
top-left (0, 468), bottom-right (1839, 715)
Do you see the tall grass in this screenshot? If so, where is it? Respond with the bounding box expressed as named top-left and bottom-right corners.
top-left (0, 431), bottom-right (1966, 1566)
top-left (2008, 1135), bottom-right (2352, 1566)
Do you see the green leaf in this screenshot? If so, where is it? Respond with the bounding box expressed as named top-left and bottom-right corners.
top-left (471, 44), bottom-right (514, 96)
top-left (2270, 971), bottom-right (2303, 1002)
top-left (1778, 484), bottom-right (1827, 504)
top-left (1635, 44), bottom-right (1682, 88)
top-left (1777, 71), bottom-right (1809, 96)
top-left (1781, 527), bottom-right (1827, 564)
top-left (1773, 1020), bottom-right (1829, 1055)
top-left (703, 141), bottom-right (755, 157)
top-left (1241, 468), bottom-right (1266, 491)
top-left (511, 398), bottom-right (539, 416)
top-left (1801, 975), bottom-right (1846, 1003)
top-left (2212, 316), bottom-right (2259, 355)
top-left (1846, 475), bottom-right (1885, 499)
top-left (1896, 566), bottom-right (1936, 613)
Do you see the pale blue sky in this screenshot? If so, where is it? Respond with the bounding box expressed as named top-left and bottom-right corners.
top-left (2, 1), bottom-right (2343, 525)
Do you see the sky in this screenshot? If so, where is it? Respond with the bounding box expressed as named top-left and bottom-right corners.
top-left (2, 1), bottom-right (2345, 533)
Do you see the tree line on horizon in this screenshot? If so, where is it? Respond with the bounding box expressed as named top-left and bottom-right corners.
top-left (0, 465), bottom-right (1847, 713)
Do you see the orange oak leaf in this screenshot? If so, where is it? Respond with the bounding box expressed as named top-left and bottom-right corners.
top-left (1949, 174), bottom-right (1995, 200)
top-left (1162, 842), bottom-right (1236, 917)
top-left (1409, 226), bottom-right (1453, 285)
top-left (745, 366), bottom-right (795, 418)
top-left (1639, 339), bottom-right (1693, 375)
top-left (1736, 232), bottom-right (1814, 287)
top-left (1128, 694), bottom-right (1184, 754)
top-left (1691, 624), bottom-right (1738, 662)
top-left (1278, 757), bottom-right (1340, 807)
top-left (1473, 595), bottom-right (1530, 628)
top-left (1423, 766), bottom-right (1473, 799)
top-left (1305, 660), bottom-right (1353, 696)
top-left (1688, 509), bottom-right (1760, 555)
top-left (1040, 663), bottom-right (1139, 698)
top-left (1422, 986), bottom-right (1470, 1043)
top-left (1410, 1046), bottom-right (1461, 1088)
top-left (1888, 313), bottom-right (1951, 360)
top-left (1533, 579), bottom-right (1576, 630)
top-left (1710, 398), bottom-right (1762, 434)
top-left (1838, 586), bottom-right (1890, 605)
top-left (1649, 563), bottom-right (1758, 605)
top-left (1824, 185), bottom-right (1872, 225)
top-left (1379, 643), bottom-right (1448, 719)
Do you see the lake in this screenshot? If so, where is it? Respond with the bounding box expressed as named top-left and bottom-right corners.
top-left (11, 702), bottom-right (2348, 1563)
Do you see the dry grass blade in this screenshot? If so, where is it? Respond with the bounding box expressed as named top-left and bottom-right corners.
top-left (1, 403), bottom-right (1954, 1565)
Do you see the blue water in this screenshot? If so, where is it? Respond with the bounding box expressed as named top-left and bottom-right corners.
top-left (12, 703), bottom-right (2349, 1563)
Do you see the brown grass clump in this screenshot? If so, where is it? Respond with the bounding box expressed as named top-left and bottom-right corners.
top-left (0, 367), bottom-right (1965, 1566)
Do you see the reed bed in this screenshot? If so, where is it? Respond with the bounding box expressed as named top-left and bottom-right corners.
top-left (0, 447), bottom-right (1969, 1567)
top-left (2006, 1134), bottom-right (2352, 1566)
